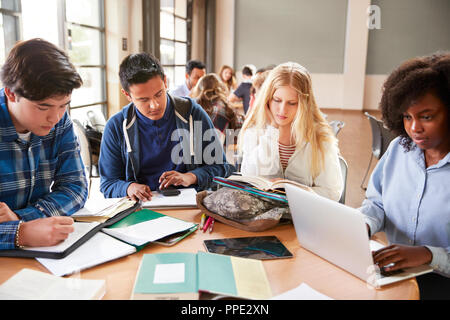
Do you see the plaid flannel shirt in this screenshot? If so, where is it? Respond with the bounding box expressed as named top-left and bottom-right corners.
top-left (0, 89), bottom-right (88, 249)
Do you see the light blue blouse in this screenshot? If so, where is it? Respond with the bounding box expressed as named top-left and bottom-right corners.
top-left (359, 137), bottom-right (450, 277)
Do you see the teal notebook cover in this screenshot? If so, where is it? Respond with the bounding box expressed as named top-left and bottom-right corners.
top-left (134, 253), bottom-right (198, 295)
top-left (133, 252), bottom-right (238, 298)
top-left (197, 251), bottom-right (237, 297)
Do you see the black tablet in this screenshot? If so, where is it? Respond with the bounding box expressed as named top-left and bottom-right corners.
top-left (203, 236), bottom-right (293, 260)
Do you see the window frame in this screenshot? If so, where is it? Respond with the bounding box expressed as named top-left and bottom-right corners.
top-left (0, 3), bottom-right (22, 65)
top-left (160, 0), bottom-right (192, 88)
top-left (63, 0), bottom-right (107, 118)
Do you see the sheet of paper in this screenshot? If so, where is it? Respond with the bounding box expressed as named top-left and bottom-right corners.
top-left (153, 263), bottom-right (185, 284)
top-left (0, 269), bottom-right (105, 300)
top-left (36, 232), bottom-right (136, 277)
top-left (230, 256), bottom-right (272, 300)
top-left (270, 283), bottom-right (333, 300)
top-left (23, 222), bottom-right (100, 253)
top-left (102, 216), bottom-right (195, 246)
top-left (142, 188), bottom-right (197, 208)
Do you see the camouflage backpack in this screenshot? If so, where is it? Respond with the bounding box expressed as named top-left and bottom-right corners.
top-left (196, 187), bottom-right (291, 232)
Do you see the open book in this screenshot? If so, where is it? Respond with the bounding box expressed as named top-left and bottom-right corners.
top-left (213, 175), bottom-right (311, 204)
top-left (72, 197), bottom-right (137, 223)
top-left (225, 174), bottom-right (310, 192)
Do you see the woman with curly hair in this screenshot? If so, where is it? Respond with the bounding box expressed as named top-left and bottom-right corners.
top-left (191, 73), bottom-right (243, 145)
top-left (359, 52), bottom-right (450, 299)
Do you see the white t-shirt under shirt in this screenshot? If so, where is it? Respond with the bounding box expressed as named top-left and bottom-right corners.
top-left (17, 131), bottom-right (32, 142)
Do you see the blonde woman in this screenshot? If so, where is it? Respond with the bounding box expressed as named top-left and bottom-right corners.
top-left (218, 65), bottom-right (238, 93)
top-left (239, 62), bottom-right (343, 201)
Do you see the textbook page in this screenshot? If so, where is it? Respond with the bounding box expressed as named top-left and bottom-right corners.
top-left (227, 175), bottom-right (309, 191)
top-left (72, 198), bottom-right (123, 217)
top-left (142, 188), bottom-right (197, 208)
top-left (23, 222), bottom-right (100, 253)
top-left (0, 269), bottom-right (106, 300)
top-left (72, 197), bottom-right (136, 222)
top-left (36, 232), bottom-right (136, 277)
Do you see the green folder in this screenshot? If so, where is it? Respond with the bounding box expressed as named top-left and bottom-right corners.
top-left (104, 209), bottom-right (197, 251)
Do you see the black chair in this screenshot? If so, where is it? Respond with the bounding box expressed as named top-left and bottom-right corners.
top-left (338, 156), bottom-right (348, 205)
top-left (360, 112), bottom-right (397, 190)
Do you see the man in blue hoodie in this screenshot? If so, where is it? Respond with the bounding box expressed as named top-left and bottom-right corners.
top-left (99, 53), bottom-right (234, 201)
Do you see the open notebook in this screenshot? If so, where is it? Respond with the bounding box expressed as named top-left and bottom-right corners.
top-left (142, 188), bottom-right (197, 209)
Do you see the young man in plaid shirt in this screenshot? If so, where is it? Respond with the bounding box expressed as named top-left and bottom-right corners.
top-left (0, 38), bottom-right (88, 250)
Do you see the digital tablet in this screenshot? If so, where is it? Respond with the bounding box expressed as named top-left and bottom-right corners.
top-left (203, 236), bottom-right (293, 260)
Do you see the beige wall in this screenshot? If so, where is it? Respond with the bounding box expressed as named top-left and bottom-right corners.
top-left (214, 0), bottom-right (234, 73)
top-left (215, 0), bottom-right (386, 111)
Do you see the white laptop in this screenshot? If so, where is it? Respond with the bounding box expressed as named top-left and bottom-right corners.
top-left (285, 184), bottom-right (433, 287)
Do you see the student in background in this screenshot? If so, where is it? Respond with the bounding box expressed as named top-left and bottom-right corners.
top-left (0, 38), bottom-right (87, 250)
top-left (248, 70), bottom-right (270, 114)
top-left (191, 73), bottom-right (243, 145)
top-left (359, 53), bottom-right (450, 299)
top-left (99, 53), bottom-right (233, 202)
top-left (169, 60), bottom-right (206, 98)
top-left (218, 65), bottom-right (237, 93)
top-left (229, 66), bottom-right (253, 115)
top-left (238, 62), bottom-right (343, 201)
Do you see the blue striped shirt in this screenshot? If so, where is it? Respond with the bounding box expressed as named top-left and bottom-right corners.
top-left (0, 89), bottom-right (88, 249)
top-left (359, 137), bottom-right (450, 277)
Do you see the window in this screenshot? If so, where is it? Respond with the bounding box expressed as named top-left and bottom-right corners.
top-left (0, 0), bottom-right (21, 65)
top-left (1, 0), bottom-right (106, 126)
top-left (160, 0), bottom-right (192, 90)
top-left (64, 0), bottom-right (107, 126)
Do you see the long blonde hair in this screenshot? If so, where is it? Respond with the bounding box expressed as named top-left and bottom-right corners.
top-left (239, 62), bottom-right (336, 178)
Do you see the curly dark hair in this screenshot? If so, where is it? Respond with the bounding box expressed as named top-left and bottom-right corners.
top-left (380, 52), bottom-right (450, 151)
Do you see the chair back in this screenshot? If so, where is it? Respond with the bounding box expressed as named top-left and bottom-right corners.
top-left (87, 110), bottom-right (106, 133)
top-left (338, 156), bottom-right (348, 205)
top-left (329, 120), bottom-right (345, 136)
top-left (72, 119), bottom-right (92, 178)
top-left (364, 112), bottom-right (396, 159)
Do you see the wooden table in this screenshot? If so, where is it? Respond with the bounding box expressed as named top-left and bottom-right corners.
top-left (0, 208), bottom-right (419, 300)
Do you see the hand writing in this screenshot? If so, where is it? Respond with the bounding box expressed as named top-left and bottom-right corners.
top-left (18, 216), bottom-right (75, 247)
